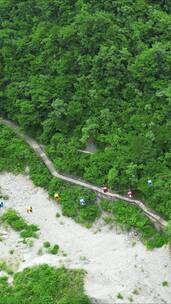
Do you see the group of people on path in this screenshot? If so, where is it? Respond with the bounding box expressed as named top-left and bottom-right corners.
top-left (0, 179), bottom-right (154, 214)
top-left (101, 179), bottom-right (153, 199)
top-left (53, 179), bottom-right (153, 207)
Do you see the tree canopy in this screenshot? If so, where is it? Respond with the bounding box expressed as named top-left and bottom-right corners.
top-left (0, 0), bottom-right (171, 220)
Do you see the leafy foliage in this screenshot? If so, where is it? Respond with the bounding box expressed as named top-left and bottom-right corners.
top-left (48, 177), bottom-right (100, 225)
top-left (48, 244), bottom-right (59, 255)
top-left (165, 221), bottom-right (171, 244)
top-left (101, 199), bottom-right (167, 249)
top-left (1, 209), bottom-right (39, 238)
top-left (0, 265), bottom-right (91, 304)
top-left (0, 261), bottom-right (13, 275)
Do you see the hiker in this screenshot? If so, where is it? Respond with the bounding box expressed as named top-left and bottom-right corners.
top-left (147, 179), bottom-right (153, 187)
top-left (127, 190), bottom-right (133, 198)
top-left (0, 201), bottom-right (4, 208)
top-left (102, 186), bottom-right (108, 193)
top-left (54, 193), bottom-right (60, 200)
top-left (80, 198), bottom-right (86, 206)
top-left (27, 206), bottom-right (32, 213)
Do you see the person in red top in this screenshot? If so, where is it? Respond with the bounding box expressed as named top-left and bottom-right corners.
top-left (103, 186), bottom-right (108, 193)
top-left (127, 190), bottom-right (133, 198)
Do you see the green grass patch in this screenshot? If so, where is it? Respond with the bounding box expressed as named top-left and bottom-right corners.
top-left (48, 244), bottom-right (59, 255)
top-left (0, 261), bottom-right (13, 275)
top-left (0, 209), bottom-right (39, 239)
top-left (43, 241), bottom-right (51, 248)
top-left (0, 265), bottom-right (91, 304)
top-left (43, 241), bottom-right (59, 254)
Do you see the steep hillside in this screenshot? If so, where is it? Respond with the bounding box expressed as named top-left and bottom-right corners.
top-left (0, 0), bottom-right (171, 220)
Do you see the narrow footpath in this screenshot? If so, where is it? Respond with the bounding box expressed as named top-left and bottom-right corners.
top-left (0, 118), bottom-right (167, 229)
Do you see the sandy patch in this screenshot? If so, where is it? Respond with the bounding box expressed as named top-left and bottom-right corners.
top-left (0, 173), bottom-right (170, 303)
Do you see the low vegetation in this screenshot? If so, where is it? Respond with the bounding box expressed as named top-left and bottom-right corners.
top-left (48, 177), bottom-right (100, 226)
top-left (0, 261), bottom-right (13, 275)
top-left (43, 241), bottom-right (60, 255)
top-left (117, 292), bottom-right (124, 300)
top-left (48, 244), bottom-right (59, 255)
top-left (162, 281), bottom-right (169, 287)
top-left (0, 265), bottom-right (91, 304)
top-left (43, 241), bottom-right (51, 248)
top-left (132, 288), bottom-right (140, 295)
top-left (0, 209), bottom-right (39, 239)
top-left (101, 199), bottom-right (167, 249)
top-left (164, 221), bottom-right (171, 244)
top-left (0, 187), bottom-right (9, 201)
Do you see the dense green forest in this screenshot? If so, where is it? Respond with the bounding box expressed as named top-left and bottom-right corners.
top-left (0, 1), bottom-right (171, 228)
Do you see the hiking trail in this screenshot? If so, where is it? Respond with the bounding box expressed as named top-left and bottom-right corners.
top-left (0, 118), bottom-right (167, 230)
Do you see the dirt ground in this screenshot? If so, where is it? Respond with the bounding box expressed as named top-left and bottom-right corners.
top-left (0, 173), bottom-right (170, 303)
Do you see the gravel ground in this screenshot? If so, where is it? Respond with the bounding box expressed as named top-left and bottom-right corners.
top-left (0, 173), bottom-right (170, 303)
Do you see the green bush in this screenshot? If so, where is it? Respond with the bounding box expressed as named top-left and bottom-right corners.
top-left (43, 241), bottom-right (51, 248)
top-left (0, 261), bottom-right (13, 275)
top-left (164, 221), bottom-right (171, 244)
top-left (48, 177), bottom-right (100, 225)
top-left (48, 244), bottom-right (59, 255)
top-left (117, 292), bottom-right (124, 299)
top-left (0, 265), bottom-right (91, 304)
top-left (20, 224), bottom-right (39, 239)
top-left (101, 199), bottom-right (167, 248)
top-left (1, 209), bottom-right (39, 239)
top-left (1, 209), bottom-right (27, 231)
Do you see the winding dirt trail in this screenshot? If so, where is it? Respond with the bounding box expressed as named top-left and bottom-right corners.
top-left (0, 118), bottom-right (167, 229)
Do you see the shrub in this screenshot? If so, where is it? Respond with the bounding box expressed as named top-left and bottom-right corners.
top-left (1, 209), bottom-right (39, 239)
top-left (0, 265), bottom-right (91, 303)
top-left (1, 209), bottom-right (27, 231)
top-left (164, 221), bottom-right (171, 244)
top-left (20, 225), bottom-right (38, 239)
top-left (0, 261), bottom-right (13, 275)
top-left (48, 177), bottom-right (100, 225)
top-left (48, 244), bottom-right (59, 255)
top-left (117, 292), bottom-right (124, 299)
top-left (101, 199), bottom-right (167, 248)
top-left (43, 241), bottom-right (51, 248)
top-left (132, 288), bottom-right (139, 295)
top-left (162, 281), bottom-right (169, 287)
